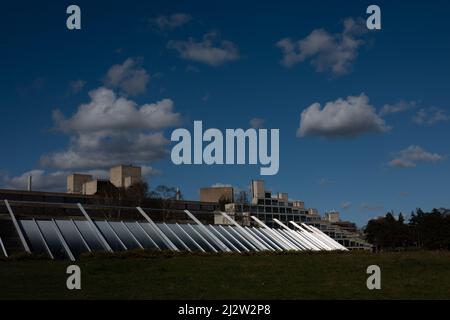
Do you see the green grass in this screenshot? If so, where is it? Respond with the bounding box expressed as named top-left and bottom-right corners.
top-left (1, 250), bottom-right (450, 300)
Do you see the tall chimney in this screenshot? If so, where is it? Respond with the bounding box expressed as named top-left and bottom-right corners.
top-left (27, 175), bottom-right (32, 191)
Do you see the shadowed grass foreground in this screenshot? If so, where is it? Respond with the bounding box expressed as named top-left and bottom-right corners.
top-left (1, 250), bottom-right (450, 300)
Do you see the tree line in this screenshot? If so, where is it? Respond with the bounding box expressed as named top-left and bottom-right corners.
top-left (364, 208), bottom-right (450, 251)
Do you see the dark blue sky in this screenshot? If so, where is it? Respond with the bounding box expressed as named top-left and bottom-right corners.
top-left (1, 0), bottom-right (449, 226)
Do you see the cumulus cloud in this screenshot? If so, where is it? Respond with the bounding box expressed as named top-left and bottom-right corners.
top-left (379, 100), bottom-right (417, 116)
top-left (0, 166), bottom-right (159, 192)
top-left (211, 183), bottom-right (233, 188)
top-left (360, 203), bottom-right (384, 211)
top-left (388, 145), bottom-right (445, 168)
top-left (41, 87), bottom-right (181, 170)
top-left (103, 58), bottom-right (150, 96)
top-left (249, 117), bottom-right (265, 129)
top-left (2, 170), bottom-right (68, 191)
top-left (298, 93), bottom-right (390, 138)
top-left (168, 32), bottom-right (240, 66)
top-left (153, 13), bottom-right (192, 30)
top-left (341, 201), bottom-right (352, 210)
top-left (412, 107), bottom-right (449, 125)
top-left (276, 18), bottom-right (368, 75)
top-left (68, 80), bottom-right (86, 95)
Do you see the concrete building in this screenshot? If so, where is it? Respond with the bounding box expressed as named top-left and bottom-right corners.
top-left (67, 174), bottom-right (93, 194)
top-left (222, 180), bottom-right (371, 250)
top-left (66, 165), bottom-right (143, 195)
top-left (110, 165), bottom-right (142, 188)
top-left (325, 211), bottom-right (340, 223)
top-left (228, 180), bottom-right (320, 227)
top-left (200, 186), bottom-right (234, 203)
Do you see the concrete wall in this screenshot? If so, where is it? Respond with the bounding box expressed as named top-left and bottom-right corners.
top-left (200, 187), bottom-right (234, 203)
top-left (110, 165), bottom-right (141, 188)
top-left (67, 174), bottom-right (93, 194)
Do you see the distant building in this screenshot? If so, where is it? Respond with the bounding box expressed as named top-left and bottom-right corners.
top-left (325, 211), bottom-right (340, 223)
top-left (225, 180), bottom-right (321, 228)
top-left (218, 179), bottom-right (371, 250)
top-left (200, 186), bottom-right (234, 203)
top-left (66, 164), bottom-right (143, 195)
top-left (110, 165), bottom-right (142, 189)
top-left (67, 174), bottom-right (93, 194)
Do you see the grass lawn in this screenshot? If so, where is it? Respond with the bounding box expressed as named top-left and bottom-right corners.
top-left (1, 250), bottom-right (450, 300)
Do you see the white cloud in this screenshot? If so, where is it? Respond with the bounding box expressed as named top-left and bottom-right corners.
top-left (298, 93), bottom-right (390, 138)
top-left (388, 145), bottom-right (445, 168)
top-left (360, 203), bottom-right (384, 211)
top-left (168, 32), bottom-right (240, 66)
top-left (153, 13), bottom-right (192, 30)
top-left (211, 183), bottom-right (233, 188)
top-left (412, 107), bottom-right (449, 125)
top-left (68, 80), bottom-right (86, 95)
top-left (0, 166), bottom-right (159, 192)
top-left (379, 100), bottom-right (417, 116)
top-left (341, 201), bottom-right (352, 210)
top-left (249, 117), bottom-right (265, 129)
top-left (276, 18), bottom-right (368, 75)
top-left (41, 87), bottom-right (181, 170)
top-left (103, 58), bottom-right (150, 96)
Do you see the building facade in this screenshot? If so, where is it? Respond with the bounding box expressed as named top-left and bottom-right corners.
top-left (224, 180), bottom-right (371, 250)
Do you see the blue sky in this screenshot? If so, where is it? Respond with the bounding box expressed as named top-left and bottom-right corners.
top-left (1, 0), bottom-right (450, 226)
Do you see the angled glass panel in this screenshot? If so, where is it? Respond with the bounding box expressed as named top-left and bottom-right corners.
top-left (138, 222), bottom-right (171, 250)
top-left (124, 222), bottom-right (159, 250)
top-left (233, 227), bottom-right (265, 251)
top-left (212, 226), bottom-right (248, 252)
top-left (156, 223), bottom-right (187, 251)
top-left (73, 220), bottom-right (104, 251)
top-left (166, 224), bottom-right (202, 251)
top-left (190, 225), bottom-right (222, 251)
top-left (94, 221), bottom-right (126, 252)
top-left (108, 222), bottom-right (141, 250)
top-left (245, 227), bottom-right (275, 251)
top-left (258, 228), bottom-right (289, 250)
top-left (177, 224), bottom-right (212, 252)
top-left (206, 225), bottom-right (236, 252)
top-left (251, 227), bottom-right (282, 251)
top-left (55, 220), bottom-right (90, 258)
top-left (0, 236), bottom-right (7, 257)
top-left (19, 220), bottom-right (48, 255)
top-left (225, 226), bottom-right (255, 251)
top-left (36, 220), bottom-right (69, 259)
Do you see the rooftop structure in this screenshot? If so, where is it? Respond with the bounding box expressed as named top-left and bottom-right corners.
top-left (67, 164), bottom-right (142, 195)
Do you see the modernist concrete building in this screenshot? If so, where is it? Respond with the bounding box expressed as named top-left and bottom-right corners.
top-left (200, 186), bottom-right (234, 203)
top-left (223, 180), bottom-right (371, 250)
top-left (67, 165), bottom-right (142, 195)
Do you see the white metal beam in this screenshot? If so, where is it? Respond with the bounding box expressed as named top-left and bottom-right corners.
top-left (273, 218), bottom-right (319, 251)
top-left (71, 219), bottom-right (92, 253)
top-left (250, 216), bottom-right (298, 251)
top-left (136, 207), bottom-right (179, 251)
top-left (77, 203), bottom-right (113, 252)
top-left (33, 219), bottom-right (54, 259)
top-left (219, 212), bottom-right (268, 251)
top-left (0, 236), bottom-right (8, 257)
top-left (52, 219), bottom-right (75, 262)
top-left (289, 221), bottom-right (333, 250)
top-left (184, 210), bottom-right (230, 252)
top-left (175, 223), bottom-right (205, 252)
top-left (4, 199), bottom-right (31, 253)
